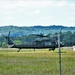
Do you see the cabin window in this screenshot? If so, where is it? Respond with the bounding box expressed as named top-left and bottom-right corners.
top-left (45, 42), bottom-right (51, 46)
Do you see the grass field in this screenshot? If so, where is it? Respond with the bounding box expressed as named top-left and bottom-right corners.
top-left (0, 48), bottom-right (75, 75)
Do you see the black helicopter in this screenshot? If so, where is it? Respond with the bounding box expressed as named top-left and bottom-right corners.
top-left (4, 31), bottom-right (64, 52)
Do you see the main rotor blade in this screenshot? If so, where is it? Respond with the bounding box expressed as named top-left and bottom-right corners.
top-left (34, 34), bottom-right (49, 37)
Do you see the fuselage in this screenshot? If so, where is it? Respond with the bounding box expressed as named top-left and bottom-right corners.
top-left (5, 34), bottom-right (64, 52)
top-left (11, 40), bottom-right (57, 49)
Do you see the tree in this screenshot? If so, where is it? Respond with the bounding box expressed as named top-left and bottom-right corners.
top-left (62, 31), bottom-right (73, 46)
top-left (13, 40), bottom-right (22, 45)
top-left (1, 42), bottom-right (8, 48)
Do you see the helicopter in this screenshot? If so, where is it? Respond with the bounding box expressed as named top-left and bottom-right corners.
top-left (4, 31), bottom-right (64, 52)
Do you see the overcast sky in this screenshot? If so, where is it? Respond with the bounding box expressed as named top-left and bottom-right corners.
top-left (0, 0), bottom-right (75, 27)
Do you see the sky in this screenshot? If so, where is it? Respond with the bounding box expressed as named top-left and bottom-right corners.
top-left (0, 0), bottom-right (75, 27)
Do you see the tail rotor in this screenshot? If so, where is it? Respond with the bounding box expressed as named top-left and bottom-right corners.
top-left (3, 31), bottom-right (10, 39)
top-left (3, 31), bottom-right (14, 45)
top-left (8, 31), bottom-right (10, 38)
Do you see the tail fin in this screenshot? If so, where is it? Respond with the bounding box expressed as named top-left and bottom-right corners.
top-left (4, 31), bottom-right (14, 45)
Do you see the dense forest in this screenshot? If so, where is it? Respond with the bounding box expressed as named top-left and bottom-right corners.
top-left (0, 25), bottom-right (75, 48)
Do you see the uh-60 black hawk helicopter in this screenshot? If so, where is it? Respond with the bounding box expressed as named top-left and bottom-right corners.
top-left (4, 31), bottom-right (64, 52)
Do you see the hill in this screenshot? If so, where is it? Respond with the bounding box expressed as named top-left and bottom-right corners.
top-left (0, 25), bottom-right (75, 36)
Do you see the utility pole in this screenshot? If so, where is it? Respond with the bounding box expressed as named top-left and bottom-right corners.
top-left (58, 33), bottom-right (62, 75)
top-left (58, 28), bottom-right (63, 75)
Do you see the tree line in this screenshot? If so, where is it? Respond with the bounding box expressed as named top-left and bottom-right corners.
top-left (0, 31), bottom-right (75, 48)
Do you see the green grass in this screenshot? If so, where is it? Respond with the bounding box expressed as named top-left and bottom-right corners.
top-left (0, 48), bottom-right (75, 75)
